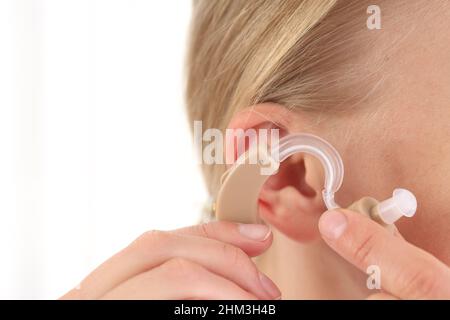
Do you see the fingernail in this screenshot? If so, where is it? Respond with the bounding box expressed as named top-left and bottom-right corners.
top-left (259, 272), bottom-right (281, 300)
top-left (319, 210), bottom-right (348, 240)
top-left (237, 223), bottom-right (271, 241)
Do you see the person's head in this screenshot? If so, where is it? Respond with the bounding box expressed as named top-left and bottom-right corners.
top-left (185, 0), bottom-right (450, 264)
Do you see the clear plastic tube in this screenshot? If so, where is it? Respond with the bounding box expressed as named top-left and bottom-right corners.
top-left (215, 132), bottom-right (417, 225)
top-left (270, 133), bottom-right (344, 210)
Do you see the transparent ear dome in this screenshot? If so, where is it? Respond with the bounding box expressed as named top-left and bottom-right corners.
top-left (376, 188), bottom-right (417, 224)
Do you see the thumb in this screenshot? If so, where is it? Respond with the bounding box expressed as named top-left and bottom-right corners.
top-left (318, 209), bottom-right (450, 299)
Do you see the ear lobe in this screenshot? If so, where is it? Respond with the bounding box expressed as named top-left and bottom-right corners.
top-left (258, 155), bottom-right (326, 242)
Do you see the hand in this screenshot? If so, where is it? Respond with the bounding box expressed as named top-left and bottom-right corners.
top-left (318, 209), bottom-right (450, 299)
top-left (61, 221), bottom-right (280, 300)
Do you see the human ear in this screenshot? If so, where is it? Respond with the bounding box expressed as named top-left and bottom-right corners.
top-left (226, 103), bottom-right (327, 242)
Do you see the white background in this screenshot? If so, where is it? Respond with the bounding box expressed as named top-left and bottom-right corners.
top-left (0, 0), bottom-right (207, 299)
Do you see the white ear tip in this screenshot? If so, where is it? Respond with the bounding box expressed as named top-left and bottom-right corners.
top-left (377, 188), bottom-right (417, 224)
top-left (392, 188), bottom-right (417, 217)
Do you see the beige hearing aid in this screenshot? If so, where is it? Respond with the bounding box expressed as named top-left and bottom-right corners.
top-left (215, 143), bottom-right (279, 224)
top-left (214, 133), bottom-right (417, 227)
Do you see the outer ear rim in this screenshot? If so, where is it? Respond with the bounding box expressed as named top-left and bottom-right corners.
top-left (223, 103), bottom-right (327, 242)
top-left (227, 103), bottom-right (293, 133)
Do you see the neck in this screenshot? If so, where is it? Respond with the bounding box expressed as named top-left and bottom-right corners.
top-left (256, 228), bottom-right (370, 299)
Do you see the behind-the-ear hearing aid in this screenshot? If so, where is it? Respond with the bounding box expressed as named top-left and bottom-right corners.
top-left (214, 133), bottom-right (417, 227)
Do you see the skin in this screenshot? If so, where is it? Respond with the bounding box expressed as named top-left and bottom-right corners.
top-left (63, 1), bottom-right (450, 299)
top-left (227, 0), bottom-right (450, 299)
top-left (62, 221), bottom-right (281, 300)
top-left (318, 209), bottom-right (450, 299)
top-left (333, 0), bottom-right (450, 264)
top-left (255, 1), bottom-right (450, 299)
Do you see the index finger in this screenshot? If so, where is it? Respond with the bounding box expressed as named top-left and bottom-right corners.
top-left (172, 220), bottom-right (273, 256)
top-left (318, 209), bottom-right (450, 299)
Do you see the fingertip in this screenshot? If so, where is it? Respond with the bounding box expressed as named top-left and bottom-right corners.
top-left (318, 209), bottom-right (348, 240)
top-left (237, 223), bottom-right (272, 241)
top-left (174, 220), bottom-right (273, 256)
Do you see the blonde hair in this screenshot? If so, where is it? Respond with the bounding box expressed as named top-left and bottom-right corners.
top-left (185, 0), bottom-right (383, 198)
